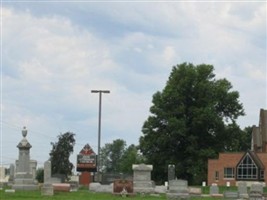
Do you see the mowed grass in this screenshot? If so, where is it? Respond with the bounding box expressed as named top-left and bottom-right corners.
top-left (0, 189), bottom-right (166, 200)
top-left (0, 189), bottom-right (216, 200)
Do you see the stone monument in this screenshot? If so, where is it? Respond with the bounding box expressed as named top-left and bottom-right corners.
top-left (168, 165), bottom-right (176, 183)
top-left (166, 179), bottom-right (190, 200)
top-left (249, 183), bottom-right (263, 200)
top-left (132, 164), bottom-right (154, 193)
top-left (238, 181), bottom-right (248, 198)
top-left (12, 127), bottom-right (38, 190)
top-left (0, 166), bottom-right (5, 182)
top-left (9, 164), bottom-right (15, 183)
top-left (41, 160), bottom-right (54, 196)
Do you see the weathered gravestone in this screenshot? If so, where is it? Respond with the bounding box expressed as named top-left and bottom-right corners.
top-left (238, 181), bottom-right (248, 198)
top-left (166, 179), bottom-right (190, 200)
top-left (89, 182), bottom-right (113, 193)
top-left (12, 127), bottom-right (38, 190)
top-left (0, 167), bottom-right (5, 181)
top-left (249, 183), bottom-right (263, 200)
top-left (223, 191), bottom-right (239, 199)
top-left (9, 164), bottom-right (15, 183)
top-left (210, 184), bottom-right (221, 197)
top-left (132, 164), bottom-right (154, 193)
top-left (41, 160), bottom-right (54, 196)
top-left (113, 179), bottom-right (133, 196)
top-left (189, 187), bottom-right (202, 196)
top-left (168, 165), bottom-right (175, 182)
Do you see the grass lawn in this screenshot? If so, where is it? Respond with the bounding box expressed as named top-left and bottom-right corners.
top-left (0, 189), bottom-right (217, 200)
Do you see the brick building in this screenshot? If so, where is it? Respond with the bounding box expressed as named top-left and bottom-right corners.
top-left (207, 109), bottom-right (267, 186)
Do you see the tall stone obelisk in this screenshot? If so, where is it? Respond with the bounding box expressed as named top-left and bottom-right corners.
top-left (12, 127), bottom-right (38, 190)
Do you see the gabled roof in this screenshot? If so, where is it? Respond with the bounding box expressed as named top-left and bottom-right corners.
top-left (236, 150), bottom-right (265, 170)
top-left (249, 151), bottom-right (265, 169)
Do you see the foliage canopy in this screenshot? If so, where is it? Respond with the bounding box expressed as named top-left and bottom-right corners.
top-left (100, 139), bottom-right (144, 174)
top-left (139, 63), bottom-right (245, 184)
top-left (49, 132), bottom-right (75, 179)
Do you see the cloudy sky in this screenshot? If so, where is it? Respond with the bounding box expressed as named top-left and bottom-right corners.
top-left (0, 1), bottom-right (266, 169)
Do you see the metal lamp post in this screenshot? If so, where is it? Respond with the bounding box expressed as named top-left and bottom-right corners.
top-left (91, 90), bottom-right (110, 180)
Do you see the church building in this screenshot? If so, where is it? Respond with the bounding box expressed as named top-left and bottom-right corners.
top-left (207, 109), bottom-right (267, 186)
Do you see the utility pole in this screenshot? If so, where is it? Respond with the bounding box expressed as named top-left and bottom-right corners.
top-left (91, 90), bottom-right (110, 181)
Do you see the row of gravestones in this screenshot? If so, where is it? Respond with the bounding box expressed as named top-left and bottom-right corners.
top-left (40, 161), bottom-right (266, 199)
top-left (210, 182), bottom-right (264, 199)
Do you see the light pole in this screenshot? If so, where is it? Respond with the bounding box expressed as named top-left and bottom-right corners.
top-left (91, 90), bottom-right (110, 179)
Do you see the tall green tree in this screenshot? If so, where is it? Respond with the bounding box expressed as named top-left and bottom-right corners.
top-left (100, 140), bottom-right (145, 173)
top-left (49, 132), bottom-right (75, 179)
top-left (139, 63), bottom-right (245, 185)
top-left (100, 139), bottom-right (126, 172)
top-left (119, 144), bottom-right (145, 174)
top-left (223, 124), bottom-right (252, 152)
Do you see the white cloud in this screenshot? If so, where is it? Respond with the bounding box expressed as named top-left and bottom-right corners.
top-left (162, 46), bottom-right (176, 63)
top-left (1, 2), bottom-right (266, 167)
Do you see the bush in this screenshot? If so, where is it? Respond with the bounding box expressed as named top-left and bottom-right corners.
top-left (36, 168), bottom-right (44, 183)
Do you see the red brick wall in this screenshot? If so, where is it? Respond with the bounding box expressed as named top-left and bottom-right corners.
top-left (207, 153), bottom-right (244, 186)
top-left (79, 171), bottom-right (91, 186)
top-left (256, 153), bottom-right (267, 181)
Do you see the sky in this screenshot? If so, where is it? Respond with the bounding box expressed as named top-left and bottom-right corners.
top-left (0, 1), bottom-right (266, 170)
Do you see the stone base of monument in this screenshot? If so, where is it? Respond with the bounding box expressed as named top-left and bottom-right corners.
top-left (41, 183), bottom-right (54, 196)
top-left (133, 181), bottom-right (155, 193)
top-left (12, 178), bottom-right (38, 190)
top-left (166, 180), bottom-right (190, 200)
top-left (12, 184), bottom-right (38, 190)
top-left (166, 193), bottom-right (190, 200)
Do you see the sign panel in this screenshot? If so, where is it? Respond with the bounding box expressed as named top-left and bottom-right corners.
top-left (77, 154), bottom-right (96, 164)
top-left (76, 144), bottom-right (97, 172)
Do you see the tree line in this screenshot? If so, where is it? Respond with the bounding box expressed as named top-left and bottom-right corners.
top-left (37, 63), bottom-right (251, 185)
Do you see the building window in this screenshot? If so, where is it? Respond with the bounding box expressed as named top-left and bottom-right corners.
top-left (215, 171), bottom-right (219, 180)
top-left (237, 154), bottom-right (258, 180)
top-left (224, 168), bottom-right (235, 178)
top-left (260, 170), bottom-right (264, 180)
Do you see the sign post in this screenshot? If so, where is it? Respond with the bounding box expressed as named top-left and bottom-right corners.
top-left (76, 144), bottom-right (97, 186)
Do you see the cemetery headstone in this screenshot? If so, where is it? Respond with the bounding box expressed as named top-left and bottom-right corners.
top-left (9, 164), bottom-right (15, 183)
top-left (89, 182), bottom-right (101, 192)
top-left (223, 191), bottom-right (239, 199)
top-left (52, 183), bottom-right (71, 192)
top-left (189, 187), bottom-right (202, 196)
top-left (238, 182), bottom-right (248, 198)
top-left (90, 183), bottom-right (113, 193)
top-left (154, 185), bottom-right (168, 194)
top-left (44, 160), bottom-right (52, 183)
top-left (41, 160), bottom-right (54, 196)
top-left (210, 184), bottom-right (221, 197)
top-left (168, 165), bottom-right (175, 182)
top-left (166, 179), bottom-right (190, 200)
top-left (12, 127), bottom-right (38, 190)
top-left (132, 164), bottom-right (155, 193)
top-left (249, 183), bottom-right (263, 200)
top-left (113, 179), bottom-right (133, 196)
top-left (0, 167), bottom-right (6, 182)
